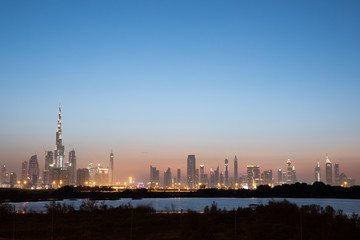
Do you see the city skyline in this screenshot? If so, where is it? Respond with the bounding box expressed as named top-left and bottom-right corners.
top-left (1, 1), bottom-right (360, 184)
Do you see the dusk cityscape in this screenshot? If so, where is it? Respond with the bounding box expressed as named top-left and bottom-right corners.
top-left (1, 1), bottom-right (360, 239)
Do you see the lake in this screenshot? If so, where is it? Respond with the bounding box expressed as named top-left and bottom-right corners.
top-left (9, 198), bottom-right (360, 216)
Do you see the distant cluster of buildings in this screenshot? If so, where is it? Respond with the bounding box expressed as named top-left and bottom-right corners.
top-left (149, 154), bottom-right (356, 190)
top-left (149, 155), bottom-right (296, 190)
top-left (313, 155), bottom-right (355, 187)
top-left (0, 105), bottom-right (357, 189)
top-left (0, 104), bottom-right (115, 189)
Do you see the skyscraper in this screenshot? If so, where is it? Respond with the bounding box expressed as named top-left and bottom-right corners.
top-left (334, 163), bottom-right (340, 186)
top-left (54, 104), bottom-right (65, 169)
top-left (177, 169), bottom-right (181, 184)
top-left (164, 168), bottom-right (172, 188)
top-left (325, 155), bottom-right (332, 185)
top-left (314, 162), bottom-right (321, 182)
top-left (69, 149), bottom-right (76, 185)
top-left (187, 155), bottom-right (196, 189)
top-left (28, 155), bottom-right (39, 185)
top-left (150, 165), bottom-right (159, 188)
top-left (109, 152), bottom-right (114, 186)
top-left (77, 168), bottom-right (90, 186)
top-left (45, 151), bottom-right (54, 170)
top-left (277, 169), bottom-right (282, 184)
top-left (286, 158), bottom-right (292, 184)
top-left (1, 165), bottom-right (7, 184)
top-left (21, 161), bottom-right (28, 182)
top-left (234, 155), bottom-right (238, 185)
top-left (261, 170), bottom-right (273, 186)
top-left (199, 164), bottom-right (205, 184)
top-left (224, 158), bottom-right (229, 187)
top-left (247, 165), bottom-right (260, 189)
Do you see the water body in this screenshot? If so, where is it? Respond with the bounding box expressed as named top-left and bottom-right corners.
top-left (9, 198), bottom-right (360, 216)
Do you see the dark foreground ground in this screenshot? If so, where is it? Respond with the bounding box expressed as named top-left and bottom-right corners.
top-left (0, 200), bottom-right (359, 240)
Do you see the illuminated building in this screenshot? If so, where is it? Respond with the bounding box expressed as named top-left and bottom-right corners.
top-left (187, 155), bottom-right (196, 189)
top-left (334, 163), bottom-right (340, 185)
top-left (177, 169), bottom-right (181, 184)
top-left (54, 104), bottom-right (65, 169)
top-left (1, 165), bottom-right (7, 184)
top-left (247, 165), bottom-right (260, 189)
top-left (164, 168), bottom-right (172, 188)
top-left (43, 151), bottom-right (54, 185)
top-left (224, 158), bottom-right (229, 187)
top-left (261, 170), bottom-right (273, 186)
top-left (291, 166), bottom-right (297, 183)
top-left (95, 165), bottom-right (109, 186)
top-left (325, 155), bottom-right (332, 185)
top-left (88, 162), bottom-right (96, 182)
top-left (77, 168), bottom-right (90, 186)
top-left (277, 169), bottom-right (282, 184)
top-left (150, 165), bottom-right (159, 188)
top-left (314, 162), bottom-right (321, 182)
top-left (69, 149), bottom-right (76, 185)
top-left (28, 155), bottom-right (40, 185)
top-left (214, 165), bottom-right (219, 186)
top-left (21, 161), bottom-right (28, 182)
top-left (219, 172), bottom-right (224, 186)
top-left (60, 169), bottom-right (70, 186)
top-left (109, 152), bottom-right (114, 186)
top-left (234, 155), bottom-right (238, 184)
top-left (9, 173), bottom-right (17, 187)
top-left (286, 158), bottom-right (292, 183)
top-left (209, 168), bottom-right (215, 187)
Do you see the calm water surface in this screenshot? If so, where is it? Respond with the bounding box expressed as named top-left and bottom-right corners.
top-left (10, 198), bottom-right (360, 216)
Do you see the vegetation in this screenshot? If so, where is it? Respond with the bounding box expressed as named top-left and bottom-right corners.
top-left (1, 182), bottom-right (360, 202)
top-left (0, 200), bottom-right (359, 240)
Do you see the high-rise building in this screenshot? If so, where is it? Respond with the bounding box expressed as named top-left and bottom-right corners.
top-left (234, 155), bottom-right (238, 184)
top-left (334, 163), bottom-right (340, 186)
top-left (277, 169), bottom-right (282, 184)
top-left (43, 151), bottom-right (54, 185)
top-left (291, 166), bottom-right (297, 183)
top-left (209, 168), bottom-right (215, 187)
top-left (9, 173), bottom-right (17, 187)
top-left (95, 165), bottom-right (109, 186)
top-left (187, 155), bottom-right (196, 189)
top-left (77, 168), bottom-right (90, 186)
top-left (69, 149), bottom-right (76, 185)
top-left (1, 165), bottom-right (7, 184)
top-left (45, 151), bottom-right (54, 170)
top-left (21, 161), bottom-right (28, 182)
top-left (150, 165), bottom-right (159, 188)
top-left (286, 158), bottom-right (292, 184)
top-left (224, 158), bottom-right (229, 187)
top-left (219, 172), bottom-right (224, 186)
top-left (28, 155), bottom-right (40, 185)
top-left (214, 165), bottom-right (219, 186)
top-left (109, 152), bottom-right (114, 186)
top-left (164, 168), bottom-right (172, 188)
top-left (177, 169), bottom-right (181, 184)
top-left (88, 162), bottom-right (96, 182)
top-left (314, 162), bottom-right (321, 182)
top-left (261, 170), bottom-right (273, 186)
top-left (325, 155), bottom-right (332, 185)
top-left (247, 165), bottom-right (260, 189)
top-left (54, 104), bottom-right (65, 169)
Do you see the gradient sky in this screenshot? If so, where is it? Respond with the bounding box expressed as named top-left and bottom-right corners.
top-left (1, 1), bottom-right (360, 184)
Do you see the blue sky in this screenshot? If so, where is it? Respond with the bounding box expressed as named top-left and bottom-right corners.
top-left (1, 1), bottom-right (360, 183)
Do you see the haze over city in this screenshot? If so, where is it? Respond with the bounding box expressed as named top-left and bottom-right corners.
top-left (1, 1), bottom-right (360, 184)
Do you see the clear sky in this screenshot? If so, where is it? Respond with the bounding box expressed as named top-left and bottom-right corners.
top-left (1, 0), bottom-right (360, 184)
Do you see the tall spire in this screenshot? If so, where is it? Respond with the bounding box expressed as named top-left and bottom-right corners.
top-left (56, 102), bottom-right (62, 145)
top-left (55, 103), bottom-right (65, 169)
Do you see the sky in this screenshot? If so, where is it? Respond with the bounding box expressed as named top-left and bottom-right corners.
top-left (1, 0), bottom-right (360, 184)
